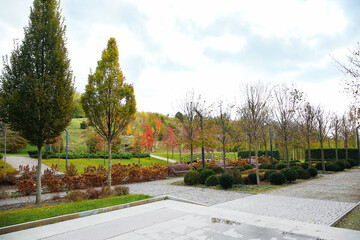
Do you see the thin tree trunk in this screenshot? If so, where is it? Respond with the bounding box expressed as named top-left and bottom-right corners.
top-left (36, 146), bottom-right (42, 205)
top-left (108, 140), bottom-right (112, 187)
top-left (307, 138), bottom-right (312, 168)
top-left (254, 140), bottom-right (260, 185)
top-left (321, 141), bottom-right (325, 174)
top-left (58, 144), bottom-right (60, 167)
top-left (167, 148), bottom-right (169, 165)
top-left (248, 135), bottom-right (251, 162)
top-left (345, 140), bottom-right (348, 160)
top-left (335, 136), bottom-right (338, 161)
top-left (222, 138), bottom-right (226, 169)
top-left (172, 147), bottom-right (174, 158)
top-left (285, 139), bottom-right (289, 168)
top-left (190, 144), bottom-right (193, 169)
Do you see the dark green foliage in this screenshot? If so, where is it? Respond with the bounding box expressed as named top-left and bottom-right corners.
top-left (300, 163), bottom-right (309, 170)
top-left (80, 121), bottom-right (87, 129)
top-left (231, 171), bottom-right (243, 184)
top-left (247, 172), bottom-right (257, 184)
top-left (234, 166), bottom-right (246, 172)
top-left (205, 175), bottom-right (219, 186)
top-left (238, 150), bottom-right (280, 159)
top-left (326, 163), bottom-right (341, 172)
top-left (307, 167), bottom-right (318, 177)
top-left (276, 163), bottom-right (287, 170)
top-left (212, 166), bottom-right (225, 174)
top-left (219, 173), bottom-right (234, 189)
top-left (0, 128), bottom-right (27, 153)
top-left (305, 148), bottom-right (358, 161)
top-left (200, 169), bottom-right (216, 184)
top-left (243, 164), bottom-right (252, 170)
top-left (335, 161), bottom-right (345, 171)
top-left (316, 162), bottom-right (323, 170)
top-left (280, 168), bottom-right (298, 182)
top-left (0, 153), bottom-right (2, 159)
top-left (347, 159), bottom-right (358, 167)
top-left (269, 172), bottom-right (286, 185)
top-left (297, 168), bottom-right (311, 179)
top-left (340, 160), bottom-right (351, 169)
top-left (184, 171), bottom-right (201, 185)
top-left (259, 163), bottom-right (272, 169)
top-left (264, 170), bottom-right (277, 180)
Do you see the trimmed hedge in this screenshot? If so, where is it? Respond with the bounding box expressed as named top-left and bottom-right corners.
top-left (269, 172), bottom-right (286, 185)
top-left (28, 151), bottom-right (150, 159)
top-left (305, 148), bottom-right (358, 161)
top-left (276, 163), bottom-right (287, 170)
top-left (219, 173), bottom-right (234, 189)
top-left (247, 172), bottom-right (257, 184)
top-left (205, 175), bottom-right (219, 186)
top-left (184, 171), bottom-right (201, 185)
top-left (264, 170), bottom-right (277, 181)
top-left (200, 169), bottom-right (216, 184)
top-left (238, 150), bottom-right (280, 160)
top-left (280, 168), bottom-right (298, 182)
top-left (212, 166), bottom-right (225, 174)
top-left (307, 167), bottom-right (318, 177)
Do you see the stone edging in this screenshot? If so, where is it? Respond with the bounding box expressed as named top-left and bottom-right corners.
top-left (329, 201), bottom-right (360, 227)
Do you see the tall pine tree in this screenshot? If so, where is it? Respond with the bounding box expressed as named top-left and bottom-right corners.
top-left (0, 0), bottom-right (74, 204)
top-left (81, 38), bottom-right (136, 187)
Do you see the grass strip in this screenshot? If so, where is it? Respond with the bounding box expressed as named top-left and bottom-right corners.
top-left (0, 159), bottom-right (17, 173)
top-left (0, 194), bottom-right (151, 228)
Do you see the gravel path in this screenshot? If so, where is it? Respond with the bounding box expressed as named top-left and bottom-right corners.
top-left (266, 168), bottom-right (360, 203)
top-left (150, 154), bottom-right (177, 163)
top-left (6, 156), bottom-right (63, 175)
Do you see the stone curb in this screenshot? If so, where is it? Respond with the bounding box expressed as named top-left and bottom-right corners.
top-left (0, 195), bottom-right (169, 235)
top-left (329, 201), bottom-right (360, 227)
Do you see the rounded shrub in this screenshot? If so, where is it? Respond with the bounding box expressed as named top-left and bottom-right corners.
top-left (259, 163), bottom-right (272, 169)
top-left (200, 169), bottom-right (216, 184)
top-left (247, 172), bottom-right (258, 184)
top-left (184, 170), bottom-right (201, 185)
top-left (269, 172), bottom-right (286, 185)
top-left (347, 159), bottom-right (358, 167)
top-left (315, 162), bottom-right (323, 170)
top-left (219, 173), bottom-right (234, 189)
top-left (234, 166), bottom-right (246, 172)
top-left (204, 166), bottom-right (215, 171)
top-left (243, 164), bottom-right (253, 170)
top-left (300, 162), bottom-right (309, 170)
top-left (307, 167), bottom-right (318, 177)
top-left (335, 161), bottom-right (345, 171)
top-left (276, 163), bottom-right (287, 170)
top-left (232, 171), bottom-right (243, 184)
top-left (280, 168), bottom-right (298, 182)
top-left (196, 168), bottom-right (204, 173)
top-left (326, 163), bottom-right (341, 172)
top-left (205, 175), bottom-right (219, 186)
top-left (340, 160), bottom-right (351, 169)
top-left (212, 166), bottom-right (225, 174)
top-left (264, 170), bottom-right (277, 181)
top-left (297, 168), bottom-right (311, 179)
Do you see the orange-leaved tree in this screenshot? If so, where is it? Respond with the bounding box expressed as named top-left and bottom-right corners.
top-left (141, 122), bottom-right (154, 159)
top-left (163, 126), bottom-right (177, 161)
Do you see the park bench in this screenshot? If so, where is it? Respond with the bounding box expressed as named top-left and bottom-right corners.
top-left (215, 161), bottom-right (234, 170)
top-left (168, 164), bottom-right (190, 176)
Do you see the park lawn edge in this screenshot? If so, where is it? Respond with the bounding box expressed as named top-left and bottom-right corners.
top-left (0, 194), bottom-right (151, 228)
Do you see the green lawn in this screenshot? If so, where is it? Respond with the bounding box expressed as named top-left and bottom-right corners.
top-left (43, 157), bottom-right (168, 174)
top-left (6, 144), bottom-right (37, 157)
top-left (63, 118), bottom-right (88, 153)
top-left (0, 194), bottom-right (151, 228)
top-left (153, 152), bottom-right (239, 161)
top-left (0, 159), bottom-right (17, 173)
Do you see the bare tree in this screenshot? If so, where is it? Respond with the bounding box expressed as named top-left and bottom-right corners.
top-left (330, 113), bottom-right (341, 161)
top-left (214, 100), bottom-right (233, 168)
top-left (340, 110), bottom-right (355, 160)
top-left (237, 82), bottom-right (270, 185)
top-left (298, 102), bottom-right (316, 167)
top-left (177, 90), bottom-right (205, 168)
top-left (315, 106), bottom-right (330, 173)
top-left (273, 84), bottom-right (303, 167)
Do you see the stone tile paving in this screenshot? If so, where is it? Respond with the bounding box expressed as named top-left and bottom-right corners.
top-left (214, 194), bottom-right (357, 226)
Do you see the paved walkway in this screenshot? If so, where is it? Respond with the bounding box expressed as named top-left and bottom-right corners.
top-left (5, 156), bottom-right (63, 175)
top-left (150, 154), bottom-right (177, 163)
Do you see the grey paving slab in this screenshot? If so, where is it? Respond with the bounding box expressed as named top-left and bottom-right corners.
top-left (214, 194), bottom-right (357, 226)
top-left (1, 200), bottom-right (359, 240)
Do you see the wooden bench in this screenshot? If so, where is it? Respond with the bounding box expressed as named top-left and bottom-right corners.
top-left (215, 161), bottom-right (234, 170)
top-left (168, 164), bottom-right (190, 176)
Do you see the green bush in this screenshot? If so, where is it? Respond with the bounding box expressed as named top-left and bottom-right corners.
top-left (335, 161), bottom-right (345, 171)
top-left (234, 166), bottom-right (246, 172)
top-left (305, 148), bottom-right (358, 161)
top-left (326, 163), bottom-right (341, 172)
top-left (212, 166), bottom-right (225, 174)
top-left (238, 150), bottom-right (280, 160)
top-left (300, 163), bottom-right (309, 170)
top-left (184, 171), bottom-right (201, 185)
top-left (276, 163), bottom-right (287, 170)
top-left (219, 173), bottom-right (234, 189)
top-left (316, 162), bottom-right (324, 170)
top-left (259, 163), bottom-right (272, 169)
top-left (80, 121), bottom-right (87, 129)
top-left (205, 175), bottom-right (219, 186)
top-left (247, 172), bottom-right (258, 184)
top-left (340, 160), bottom-right (351, 169)
top-left (264, 170), bottom-right (277, 181)
top-left (307, 167), bottom-right (318, 177)
top-left (243, 164), bottom-right (252, 170)
top-left (269, 172), bottom-right (286, 185)
top-left (200, 169), bottom-right (216, 184)
top-left (280, 168), bottom-right (298, 182)
top-left (231, 171), bottom-right (243, 184)
top-left (347, 159), bottom-right (358, 167)
top-left (298, 168), bottom-right (311, 179)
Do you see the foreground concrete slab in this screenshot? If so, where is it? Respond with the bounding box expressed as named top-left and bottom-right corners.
top-left (1, 200), bottom-right (359, 240)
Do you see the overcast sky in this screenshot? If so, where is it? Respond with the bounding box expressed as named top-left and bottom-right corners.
top-left (1, 0), bottom-right (359, 116)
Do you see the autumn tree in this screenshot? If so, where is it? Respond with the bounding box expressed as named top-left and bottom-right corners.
top-left (141, 122), bottom-right (154, 158)
top-left (214, 100), bottom-right (233, 168)
top-left (273, 84), bottom-right (303, 167)
top-left (132, 131), bottom-right (142, 153)
top-left (298, 102), bottom-right (316, 167)
top-left (314, 106), bottom-right (330, 173)
top-left (163, 126), bottom-right (177, 162)
top-left (238, 82), bottom-right (271, 185)
top-left (340, 110), bottom-right (355, 160)
top-left (0, 0), bottom-right (74, 204)
top-left (81, 38), bottom-right (136, 187)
